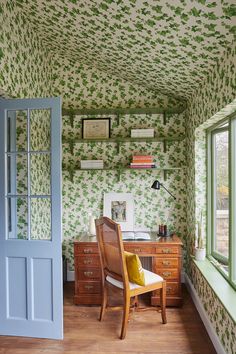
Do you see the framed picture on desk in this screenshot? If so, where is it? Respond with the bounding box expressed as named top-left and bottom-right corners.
top-left (103, 192), bottom-right (134, 231)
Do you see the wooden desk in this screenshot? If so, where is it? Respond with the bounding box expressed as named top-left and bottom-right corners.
top-left (74, 234), bottom-right (183, 307)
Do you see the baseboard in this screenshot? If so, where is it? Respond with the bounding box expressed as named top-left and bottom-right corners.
top-left (67, 270), bottom-right (75, 282)
top-left (185, 273), bottom-right (226, 354)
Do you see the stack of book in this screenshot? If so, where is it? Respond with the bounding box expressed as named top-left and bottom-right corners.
top-left (131, 128), bottom-right (154, 138)
top-left (80, 160), bottom-right (104, 169)
top-left (130, 155), bottom-right (155, 169)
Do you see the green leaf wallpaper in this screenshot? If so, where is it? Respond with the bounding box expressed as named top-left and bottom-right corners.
top-left (0, 1), bottom-right (53, 98)
top-left (0, 1), bottom-right (236, 352)
top-left (186, 44), bottom-right (236, 354)
top-left (51, 55), bottom-right (185, 110)
top-left (62, 112), bottom-right (187, 270)
top-left (15, 0), bottom-right (236, 100)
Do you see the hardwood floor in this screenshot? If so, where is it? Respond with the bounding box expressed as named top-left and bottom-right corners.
top-left (0, 282), bottom-right (217, 354)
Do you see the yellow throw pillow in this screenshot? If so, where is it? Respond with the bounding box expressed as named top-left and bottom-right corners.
top-left (125, 251), bottom-right (145, 286)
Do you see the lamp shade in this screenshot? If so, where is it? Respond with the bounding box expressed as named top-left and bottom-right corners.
top-left (151, 180), bottom-right (161, 190)
top-left (151, 180), bottom-right (176, 200)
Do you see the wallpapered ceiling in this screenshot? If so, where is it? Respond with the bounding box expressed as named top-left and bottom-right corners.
top-left (52, 55), bottom-right (184, 110)
top-left (16, 0), bottom-right (236, 100)
top-left (186, 44), bottom-right (236, 354)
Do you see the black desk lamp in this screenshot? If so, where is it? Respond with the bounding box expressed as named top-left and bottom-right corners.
top-left (151, 180), bottom-right (176, 236)
top-left (151, 180), bottom-right (176, 200)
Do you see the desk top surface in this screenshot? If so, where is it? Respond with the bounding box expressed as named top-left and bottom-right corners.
top-left (74, 233), bottom-right (182, 245)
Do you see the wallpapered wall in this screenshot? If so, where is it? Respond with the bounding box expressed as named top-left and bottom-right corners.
top-left (62, 112), bottom-right (187, 266)
top-left (186, 43), bottom-right (236, 354)
top-left (0, 2), bottom-right (55, 243)
top-left (52, 53), bottom-right (188, 271)
top-left (0, 1), bottom-right (53, 98)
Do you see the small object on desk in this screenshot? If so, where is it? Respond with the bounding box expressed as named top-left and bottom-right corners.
top-left (122, 231), bottom-right (151, 240)
top-left (135, 232), bottom-right (151, 240)
top-left (164, 225), bottom-right (167, 236)
top-left (159, 224), bottom-right (164, 236)
top-left (88, 214), bottom-right (96, 236)
top-left (158, 224), bottom-right (172, 237)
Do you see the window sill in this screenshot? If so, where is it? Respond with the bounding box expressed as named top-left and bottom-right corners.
top-left (193, 258), bottom-right (236, 324)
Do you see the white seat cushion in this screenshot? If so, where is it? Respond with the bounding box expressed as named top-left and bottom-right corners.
top-left (106, 269), bottom-right (163, 290)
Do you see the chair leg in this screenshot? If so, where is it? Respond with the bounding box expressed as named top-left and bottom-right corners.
top-left (120, 295), bottom-right (131, 340)
top-left (134, 295), bottom-right (139, 309)
top-left (160, 281), bottom-right (167, 324)
top-left (99, 283), bottom-right (108, 321)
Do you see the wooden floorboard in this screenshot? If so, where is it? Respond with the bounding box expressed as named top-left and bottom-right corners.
top-left (0, 282), bottom-right (217, 354)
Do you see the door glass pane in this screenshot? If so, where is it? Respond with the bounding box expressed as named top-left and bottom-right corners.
top-left (30, 109), bottom-right (51, 151)
top-left (30, 154), bottom-right (51, 195)
top-left (7, 198), bottom-right (28, 239)
top-left (7, 154), bottom-right (27, 195)
top-left (31, 198), bottom-right (51, 240)
top-left (214, 131), bottom-right (229, 261)
top-left (7, 110), bottom-right (27, 152)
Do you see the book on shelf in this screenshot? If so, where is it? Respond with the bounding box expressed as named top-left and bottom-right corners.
top-left (80, 160), bottom-right (104, 169)
top-left (129, 165), bottom-right (156, 169)
top-left (130, 155), bottom-right (154, 168)
top-left (131, 129), bottom-right (154, 138)
top-left (132, 155), bottom-right (153, 160)
top-left (132, 156), bottom-right (153, 162)
top-left (130, 162), bottom-right (154, 166)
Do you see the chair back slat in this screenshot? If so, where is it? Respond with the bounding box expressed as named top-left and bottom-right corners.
top-left (95, 217), bottom-right (129, 289)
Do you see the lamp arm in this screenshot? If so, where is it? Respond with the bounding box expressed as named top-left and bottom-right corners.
top-left (161, 184), bottom-right (176, 200)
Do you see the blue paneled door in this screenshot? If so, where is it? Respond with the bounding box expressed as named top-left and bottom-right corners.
top-left (0, 98), bottom-right (63, 339)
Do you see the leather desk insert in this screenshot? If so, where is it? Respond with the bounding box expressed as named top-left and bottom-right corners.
top-left (74, 234), bottom-right (183, 306)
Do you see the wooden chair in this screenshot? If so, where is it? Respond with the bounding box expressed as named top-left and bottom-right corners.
top-left (95, 217), bottom-right (167, 339)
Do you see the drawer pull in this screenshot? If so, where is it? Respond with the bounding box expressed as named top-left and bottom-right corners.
top-left (162, 260), bottom-right (171, 266)
top-left (134, 248), bottom-right (141, 252)
top-left (162, 248), bottom-right (171, 254)
top-left (84, 285), bottom-right (93, 290)
top-left (84, 271), bottom-right (93, 277)
top-left (162, 271), bottom-right (172, 277)
top-left (83, 260), bottom-right (92, 264)
top-left (83, 248), bottom-right (93, 254)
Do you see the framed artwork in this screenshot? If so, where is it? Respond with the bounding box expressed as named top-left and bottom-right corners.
top-left (82, 118), bottom-right (111, 139)
top-left (103, 192), bottom-right (134, 231)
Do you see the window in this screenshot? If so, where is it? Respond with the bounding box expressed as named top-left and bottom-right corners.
top-left (207, 115), bottom-right (236, 289)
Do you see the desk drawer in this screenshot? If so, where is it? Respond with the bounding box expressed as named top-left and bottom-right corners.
top-left (76, 255), bottom-right (100, 267)
top-left (153, 258), bottom-right (179, 269)
top-left (78, 268), bottom-right (101, 280)
top-left (77, 281), bottom-right (101, 294)
top-left (124, 245), bottom-right (155, 255)
top-left (155, 246), bottom-right (180, 255)
top-left (156, 268), bottom-right (178, 280)
top-left (75, 243), bottom-right (98, 255)
top-left (166, 282), bottom-right (179, 295)
top-left (153, 282), bottom-right (179, 296)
